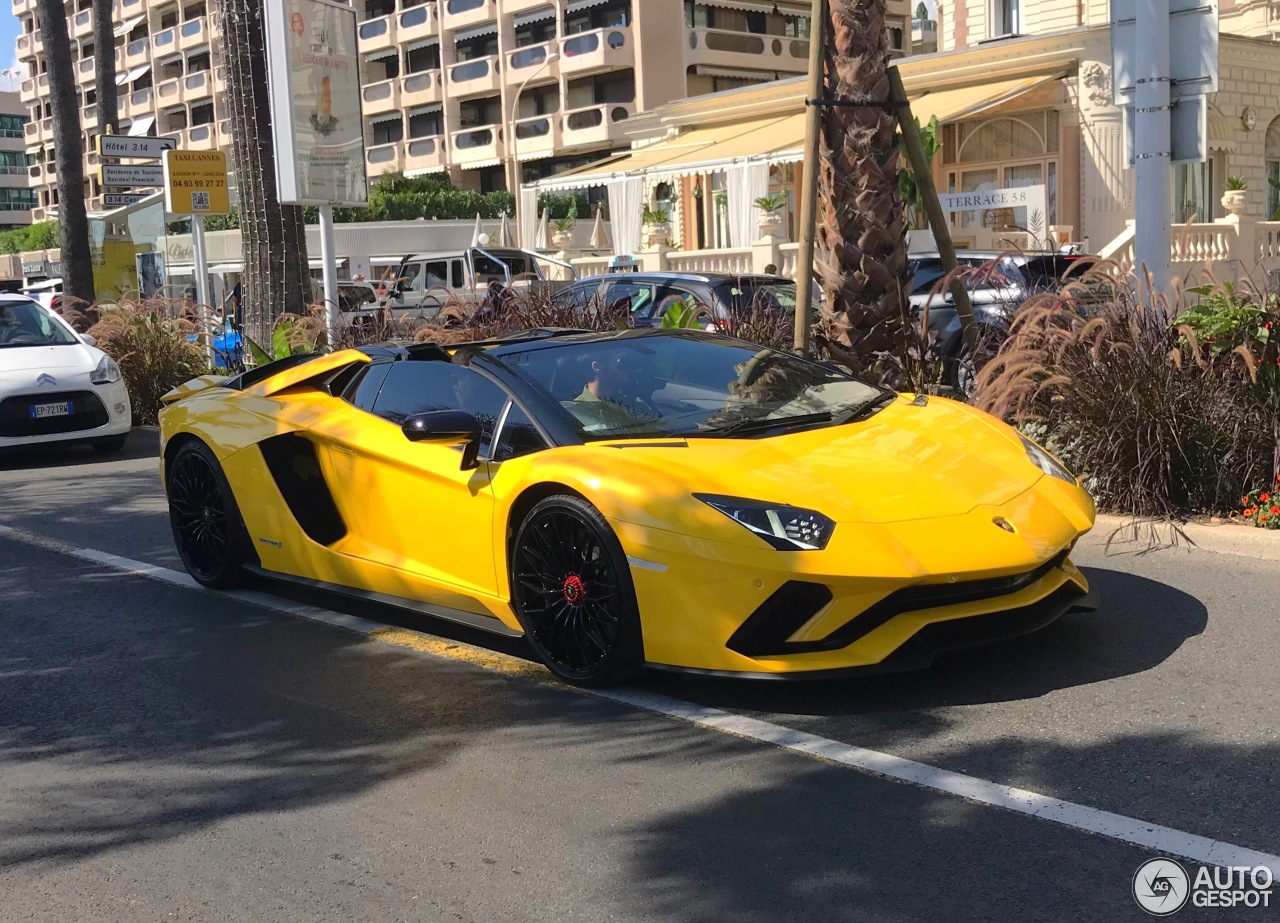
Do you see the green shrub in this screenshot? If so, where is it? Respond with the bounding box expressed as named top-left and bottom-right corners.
top-left (88, 301), bottom-right (209, 425)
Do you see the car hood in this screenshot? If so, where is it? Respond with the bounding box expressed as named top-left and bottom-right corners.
top-left (0, 342), bottom-right (101, 374)
top-left (591, 397), bottom-right (1044, 525)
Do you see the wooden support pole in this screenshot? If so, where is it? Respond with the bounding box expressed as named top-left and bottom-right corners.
top-left (887, 65), bottom-right (977, 356)
top-left (793, 0), bottom-right (825, 355)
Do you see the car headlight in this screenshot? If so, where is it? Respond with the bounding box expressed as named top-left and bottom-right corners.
top-left (1020, 435), bottom-right (1075, 484)
top-left (695, 494), bottom-right (835, 551)
top-left (90, 355), bottom-right (123, 385)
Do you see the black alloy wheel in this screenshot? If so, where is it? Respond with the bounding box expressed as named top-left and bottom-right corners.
top-left (511, 495), bottom-right (643, 687)
top-left (167, 440), bottom-right (250, 588)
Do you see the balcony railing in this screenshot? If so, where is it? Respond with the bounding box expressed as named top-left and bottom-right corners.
top-left (450, 58), bottom-right (492, 83)
top-left (446, 0), bottom-right (483, 13)
top-left (510, 42), bottom-right (552, 71)
top-left (515, 115), bottom-right (550, 140)
top-left (153, 27), bottom-right (175, 49)
top-left (687, 27), bottom-right (809, 67)
top-left (359, 16), bottom-right (391, 40)
top-left (78, 56), bottom-right (95, 75)
top-left (454, 126), bottom-right (494, 149)
top-left (562, 102), bottom-right (631, 132)
top-left (185, 71), bottom-right (208, 94)
top-left (157, 77), bottom-right (180, 99)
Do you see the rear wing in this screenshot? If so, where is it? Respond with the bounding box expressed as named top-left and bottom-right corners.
top-left (159, 374), bottom-right (232, 406)
top-left (240, 349), bottom-right (370, 397)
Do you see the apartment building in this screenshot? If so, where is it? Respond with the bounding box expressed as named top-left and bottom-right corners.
top-left (13, 0), bottom-right (914, 222)
top-left (0, 90), bottom-right (35, 230)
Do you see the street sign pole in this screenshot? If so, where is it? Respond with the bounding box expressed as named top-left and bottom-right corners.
top-left (1134, 0), bottom-right (1172, 294)
top-left (190, 213), bottom-right (215, 367)
top-left (318, 205), bottom-right (338, 347)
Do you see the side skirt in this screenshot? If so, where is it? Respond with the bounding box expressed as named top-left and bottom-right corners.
top-left (243, 564), bottom-right (524, 638)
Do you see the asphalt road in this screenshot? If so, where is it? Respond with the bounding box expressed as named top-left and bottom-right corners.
top-left (2, 429), bottom-right (1278, 922)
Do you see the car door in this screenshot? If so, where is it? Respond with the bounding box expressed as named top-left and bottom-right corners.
top-left (306, 359), bottom-right (511, 609)
top-left (602, 278), bottom-right (657, 323)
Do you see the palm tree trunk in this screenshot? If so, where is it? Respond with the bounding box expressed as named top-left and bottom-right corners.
top-left (37, 0), bottom-right (96, 306)
top-left (95, 0), bottom-right (119, 133)
top-left (213, 0), bottom-right (311, 353)
top-left (816, 0), bottom-right (910, 359)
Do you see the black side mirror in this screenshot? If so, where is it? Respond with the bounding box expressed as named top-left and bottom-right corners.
top-left (401, 410), bottom-right (482, 470)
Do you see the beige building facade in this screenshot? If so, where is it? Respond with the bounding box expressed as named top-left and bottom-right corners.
top-left (14, 0), bottom-right (918, 223)
top-left (533, 1), bottom-right (1280, 281)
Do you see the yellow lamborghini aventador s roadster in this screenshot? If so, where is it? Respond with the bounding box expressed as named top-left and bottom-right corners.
top-left (158, 328), bottom-right (1097, 686)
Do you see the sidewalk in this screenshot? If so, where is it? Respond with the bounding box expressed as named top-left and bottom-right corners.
top-left (1086, 513), bottom-right (1280, 563)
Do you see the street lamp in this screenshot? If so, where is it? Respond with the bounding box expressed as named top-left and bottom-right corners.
top-left (505, 50), bottom-right (559, 248)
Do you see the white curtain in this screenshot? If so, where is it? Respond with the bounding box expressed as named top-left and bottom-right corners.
top-left (726, 162), bottom-right (771, 248)
top-left (519, 186), bottom-right (539, 249)
top-left (607, 177), bottom-right (645, 256)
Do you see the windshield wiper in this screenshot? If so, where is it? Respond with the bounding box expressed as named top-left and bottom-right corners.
top-left (829, 392), bottom-right (897, 424)
top-left (698, 411), bottom-right (834, 438)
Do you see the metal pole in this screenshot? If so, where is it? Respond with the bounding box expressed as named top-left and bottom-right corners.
top-left (888, 67), bottom-right (977, 356)
top-left (319, 204), bottom-right (338, 348)
top-left (1134, 0), bottom-right (1172, 294)
top-left (508, 54), bottom-right (558, 249)
top-left (191, 214), bottom-right (215, 367)
top-left (793, 0), bottom-right (825, 355)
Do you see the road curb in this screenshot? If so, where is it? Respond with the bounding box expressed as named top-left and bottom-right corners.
top-left (1087, 513), bottom-right (1280, 563)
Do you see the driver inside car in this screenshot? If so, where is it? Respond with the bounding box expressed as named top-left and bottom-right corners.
top-left (570, 349), bottom-right (659, 433)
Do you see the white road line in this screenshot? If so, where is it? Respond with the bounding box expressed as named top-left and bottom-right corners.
top-left (5, 524), bottom-right (1280, 875)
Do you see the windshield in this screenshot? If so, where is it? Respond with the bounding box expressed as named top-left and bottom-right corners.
top-left (502, 334), bottom-right (888, 441)
top-left (0, 300), bottom-right (77, 347)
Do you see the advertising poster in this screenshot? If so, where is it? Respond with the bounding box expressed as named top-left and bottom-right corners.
top-left (264, 0), bottom-right (369, 206)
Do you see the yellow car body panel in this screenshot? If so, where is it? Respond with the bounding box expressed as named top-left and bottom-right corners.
top-left (159, 350), bottom-right (1096, 679)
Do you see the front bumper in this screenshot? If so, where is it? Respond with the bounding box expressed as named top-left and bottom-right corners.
top-left (614, 481), bottom-right (1096, 676)
top-left (0, 379), bottom-right (131, 449)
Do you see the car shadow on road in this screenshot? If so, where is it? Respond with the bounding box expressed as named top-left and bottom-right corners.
top-left (0, 426), bottom-right (158, 471)
top-left (634, 566), bottom-right (1207, 715)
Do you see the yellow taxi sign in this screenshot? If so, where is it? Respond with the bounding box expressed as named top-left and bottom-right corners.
top-left (162, 149), bottom-right (230, 216)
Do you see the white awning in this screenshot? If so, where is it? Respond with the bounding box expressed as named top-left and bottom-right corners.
top-left (114, 15), bottom-right (143, 36)
top-left (369, 112), bottom-right (402, 124)
top-left (116, 64), bottom-right (150, 85)
top-left (706, 0), bottom-right (807, 12)
top-left (364, 48), bottom-right (399, 61)
top-left (407, 104), bottom-right (442, 117)
top-left (692, 64), bottom-right (778, 80)
top-left (459, 158), bottom-right (501, 170)
top-left (406, 37), bottom-right (439, 52)
top-left (369, 256), bottom-right (403, 265)
top-left (514, 5), bottom-right (556, 27)
top-left (128, 115), bottom-right (155, 136)
top-left (454, 23), bottom-right (498, 42)
top-left (565, 0), bottom-right (610, 12)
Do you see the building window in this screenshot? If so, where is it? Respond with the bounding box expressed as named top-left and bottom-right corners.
top-left (408, 111), bottom-right (441, 139)
top-left (566, 0), bottom-right (630, 34)
top-left (406, 44), bottom-right (440, 72)
top-left (992, 0), bottom-right (1020, 37)
top-left (372, 118), bottom-right (403, 145)
top-left (1266, 116), bottom-right (1280, 220)
top-left (1173, 162), bottom-right (1213, 224)
top-left (190, 102), bottom-right (214, 126)
top-left (943, 109), bottom-right (1060, 232)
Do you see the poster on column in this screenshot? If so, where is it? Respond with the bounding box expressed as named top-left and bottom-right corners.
top-left (263, 0), bottom-right (369, 206)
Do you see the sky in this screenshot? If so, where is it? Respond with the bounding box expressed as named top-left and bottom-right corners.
top-left (1, 11), bottom-right (22, 92)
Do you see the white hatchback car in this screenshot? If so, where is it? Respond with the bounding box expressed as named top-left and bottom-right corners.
top-left (0, 294), bottom-right (132, 453)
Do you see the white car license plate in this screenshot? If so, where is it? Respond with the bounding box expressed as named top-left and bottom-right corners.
top-left (30, 401), bottom-right (72, 419)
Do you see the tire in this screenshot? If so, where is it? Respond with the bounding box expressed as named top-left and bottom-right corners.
top-left (166, 439), bottom-right (252, 588)
top-left (92, 434), bottom-right (129, 454)
top-left (510, 495), bottom-right (644, 687)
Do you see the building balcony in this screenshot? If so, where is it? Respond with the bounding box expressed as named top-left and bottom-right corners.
top-left (366, 143), bottom-right (405, 176)
top-left (27, 163), bottom-right (45, 182)
top-left (512, 113), bottom-right (558, 161)
top-left (72, 9), bottom-right (94, 38)
top-left (357, 15), bottom-right (397, 54)
top-left (180, 123), bottom-right (216, 150)
top-left (508, 41), bottom-right (558, 79)
top-left (447, 54), bottom-right (500, 98)
top-left (404, 136), bottom-right (446, 174)
top-left (77, 56), bottom-right (95, 79)
top-left (450, 125), bottom-right (501, 168)
top-left (502, 0), bottom-right (554, 12)
top-left (397, 2), bottom-right (437, 44)
top-left (213, 66), bottom-right (226, 93)
top-left (183, 70), bottom-right (211, 101)
top-left (156, 76), bottom-right (182, 105)
top-left (124, 37), bottom-right (150, 67)
top-left (12, 0), bottom-right (34, 15)
top-left (559, 102), bottom-right (634, 151)
top-left (685, 27), bottom-right (808, 73)
top-left (178, 18), bottom-right (205, 50)
top-left (152, 27), bottom-right (177, 54)
top-left (19, 78), bottom-right (36, 104)
top-left (441, 0), bottom-right (494, 33)
top-left (401, 69), bottom-right (442, 107)
top-left (14, 32), bottom-right (29, 56)
top-left (23, 120), bottom-right (38, 142)
top-left (361, 77), bottom-right (401, 115)
top-left (124, 87), bottom-right (152, 116)
top-left (28, 29), bottom-right (42, 53)
top-left (82, 105), bottom-right (98, 130)
top-left (558, 26), bottom-right (633, 76)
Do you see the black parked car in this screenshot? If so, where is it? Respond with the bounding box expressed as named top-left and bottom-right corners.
top-left (551, 271), bottom-right (817, 327)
